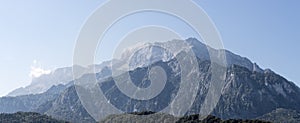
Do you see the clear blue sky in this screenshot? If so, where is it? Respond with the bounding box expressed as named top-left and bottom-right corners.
top-left (0, 0), bottom-right (299, 96)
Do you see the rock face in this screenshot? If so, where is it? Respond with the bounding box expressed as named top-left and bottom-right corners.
top-left (37, 86), bottom-right (95, 123)
top-left (97, 59), bottom-right (300, 120)
top-left (211, 65), bottom-right (300, 119)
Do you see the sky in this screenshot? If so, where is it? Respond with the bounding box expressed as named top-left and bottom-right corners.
top-left (0, 0), bottom-right (299, 96)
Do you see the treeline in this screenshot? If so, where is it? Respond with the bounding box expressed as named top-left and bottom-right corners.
top-left (0, 112), bottom-right (69, 123)
top-left (177, 114), bottom-right (271, 123)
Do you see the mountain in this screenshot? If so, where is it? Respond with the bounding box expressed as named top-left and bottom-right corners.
top-left (7, 61), bottom-right (111, 97)
top-left (0, 84), bottom-right (67, 113)
top-left (7, 67), bottom-right (74, 97)
top-left (33, 39), bottom-right (300, 122)
top-left (7, 38), bottom-right (261, 97)
top-left (1, 38), bottom-right (299, 122)
top-left (0, 112), bottom-right (69, 123)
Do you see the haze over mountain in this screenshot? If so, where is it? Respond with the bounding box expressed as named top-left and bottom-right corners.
top-left (1, 38), bottom-right (299, 123)
top-left (7, 61), bottom-right (112, 97)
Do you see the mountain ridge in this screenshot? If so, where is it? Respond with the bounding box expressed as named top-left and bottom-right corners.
top-left (1, 38), bottom-right (299, 123)
top-left (7, 61), bottom-right (112, 97)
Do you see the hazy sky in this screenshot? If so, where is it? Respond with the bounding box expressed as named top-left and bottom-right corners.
top-left (0, 0), bottom-right (299, 96)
